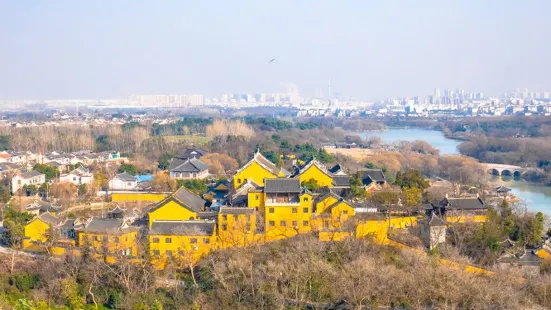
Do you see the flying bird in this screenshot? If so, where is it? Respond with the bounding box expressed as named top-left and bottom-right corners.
top-left (268, 58), bottom-right (276, 64)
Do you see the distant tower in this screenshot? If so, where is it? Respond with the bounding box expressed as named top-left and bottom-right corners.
top-left (328, 76), bottom-right (332, 99)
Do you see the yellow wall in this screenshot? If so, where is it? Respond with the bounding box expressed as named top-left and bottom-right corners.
top-left (217, 212), bottom-right (257, 248)
top-left (24, 219), bottom-right (51, 244)
top-left (148, 200), bottom-right (198, 228)
top-left (77, 231), bottom-right (138, 256)
top-left (315, 195), bottom-right (339, 215)
top-left (264, 193), bottom-right (313, 241)
top-left (446, 215), bottom-right (488, 224)
top-left (233, 161), bottom-right (276, 189)
top-left (247, 191), bottom-right (264, 210)
top-left (298, 164), bottom-right (333, 188)
top-left (356, 216), bottom-right (418, 244)
top-left (149, 233), bottom-right (215, 269)
top-left (112, 192), bottom-right (168, 203)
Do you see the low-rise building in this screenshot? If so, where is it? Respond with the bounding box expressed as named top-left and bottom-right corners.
top-left (12, 171), bottom-right (45, 193)
top-left (169, 157), bottom-right (210, 180)
top-left (109, 172), bottom-right (138, 191)
top-left (60, 166), bottom-right (93, 185)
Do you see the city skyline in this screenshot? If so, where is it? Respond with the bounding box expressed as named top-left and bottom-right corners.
top-left (1, 1), bottom-right (550, 100)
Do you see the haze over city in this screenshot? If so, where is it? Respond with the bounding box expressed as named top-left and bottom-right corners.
top-left (1, 0), bottom-right (551, 100)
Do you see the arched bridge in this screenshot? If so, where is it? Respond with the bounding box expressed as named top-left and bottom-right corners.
top-left (485, 163), bottom-right (527, 177)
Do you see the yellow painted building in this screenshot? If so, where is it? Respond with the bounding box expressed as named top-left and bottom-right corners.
top-left (112, 192), bottom-right (168, 203)
top-left (233, 151), bottom-right (290, 189)
top-left (23, 212), bottom-right (62, 246)
top-left (148, 187), bottom-right (206, 228)
top-left (295, 159), bottom-right (334, 188)
top-left (76, 218), bottom-right (138, 256)
top-left (312, 193), bottom-right (356, 232)
top-left (149, 220), bottom-right (216, 269)
top-left (263, 178), bottom-right (314, 240)
top-left (217, 207), bottom-right (257, 248)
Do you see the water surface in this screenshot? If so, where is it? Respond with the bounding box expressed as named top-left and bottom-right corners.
top-left (361, 128), bottom-right (460, 155)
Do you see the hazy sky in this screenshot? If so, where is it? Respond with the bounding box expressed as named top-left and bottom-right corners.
top-left (1, 0), bottom-right (550, 100)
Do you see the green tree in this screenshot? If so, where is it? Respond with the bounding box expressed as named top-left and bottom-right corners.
top-left (301, 178), bottom-right (319, 192)
top-left (118, 163), bottom-right (138, 175)
top-left (177, 179), bottom-right (208, 194)
top-left (67, 162), bottom-right (83, 171)
top-left (401, 187), bottom-right (422, 206)
top-left (158, 153), bottom-right (173, 170)
top-left (78, 184), bottom-right (87, 196)
top-left (394, 169), bottom-right (429, 190)
top-left (22, 184), bottom-right (38, 196)
top-left (500, 199), bottom-right (515, 237)
top-left (33, 163), bottom-right (60, 180)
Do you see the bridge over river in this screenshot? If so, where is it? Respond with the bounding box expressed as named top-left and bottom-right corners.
top-left (485, 163), bottom-right (533, 177)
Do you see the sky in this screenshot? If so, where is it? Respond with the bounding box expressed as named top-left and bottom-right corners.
top-left (0, 0), bottom-right (550, 100)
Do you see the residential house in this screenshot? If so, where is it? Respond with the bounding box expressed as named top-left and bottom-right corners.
top-left (109, 173), bottom-right (138, 191)
top-left (358, 168), bottom-right (387, 192)
top-left (169, 148), bottom-right (209, 171)
top-left (12, 171), bottom-right (45, 193)
top-left (26, 200), bottom-right (62, 216)
top-left (60, 166), bottom-right (93, 185)
top-left (169, 157), bottom-right (210, 180)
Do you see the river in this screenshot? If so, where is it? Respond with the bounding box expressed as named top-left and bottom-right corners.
top-left (360, 128), bottom-right (461, 155)
top-left (361, 128), bottom-right (551, 215)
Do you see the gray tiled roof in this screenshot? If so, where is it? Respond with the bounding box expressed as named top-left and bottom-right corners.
top-left (441, 197), bottom-right (485, 210)
top-left (328, 164), bottom-right (343, 174)
top-left (173, 187), bottom-right (206, 212)
top-left (264, 178), bottom-right (301, 193)
top-left (80, 218), bottom-right (136, 234)
top-left (114, 172), bottom-right (137, 182)
top-left (149, 187), bottom-right (206, 214)
top-left (359, 169), bottom-right (386, 183)
top-left (332, 175), bottom-right (351, 187)
top-left (220, 207), bottom-right (254, 215)
top-left (37, 212), bottom-right (62, 226)
top-left (20, 171), bottom-right (44, 179)
top-left (149, 221), bottom-right (215, 236)
top-left (170, 157), bottom-right (210, 173)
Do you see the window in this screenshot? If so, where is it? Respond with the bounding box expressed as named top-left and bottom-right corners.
top-left (114, 237), bottom-right (119, 243)
top-left (303, 197), bottom-right (309, 202)
top-left (303, 220), bottom-right (309, 226)
top-left (237, 178), bottom-right (242, 184)
top-left (93, 236), bottom-right (98, 241)
top-left (222, 215), bottom-right (227, 221)
top-left (222, 224), bottom-right (227, 231)
top-left (280, 221), bottom-right (286, 227)
top-left (292, 208), bottom-right (297, 213)
top-left (343, 210), bottom-right (349, 215)
top-left (255, 194), bottom-right (259, 200)
top-left (246, 224), bottom-right (251, 231)
top-left (152, 237), bottom-right (160, 243)
top-left (166, 250), bottom-right (172, 257)
top-left (190, 238), bottom-right (197, 244)
top-left (189, 217), bottom-right (195, 220)
top-left (127, 182), bottom-right (132, 186)
top-left (269, 208), bottom-right (274, 213)
top-left (203, 238), bottom-right (210, 244)
top-left (102, 236), bottom-right (108, 242)
top-left (153, 250), bottom-right (160, 256)
top-left (178, 250), bottom-right (185, 256)
top-left (292, 221), bottom-right (298, 227)
top-left (303, 207), bottom-right (309, 213)
top-left (165, 237), bottom-right (172, 243)
top-left (269, 221), bottom-right (275, 227)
